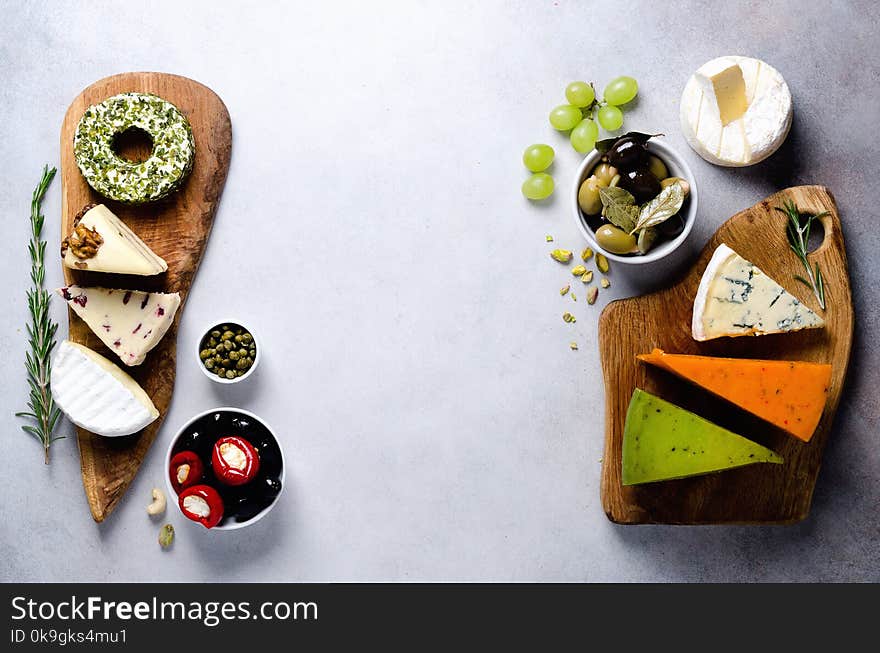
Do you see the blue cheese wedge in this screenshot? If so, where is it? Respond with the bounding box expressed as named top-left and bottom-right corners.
top-left (62, 204), bottom-right (167, 275)
top-left (51, 341), bottom-right (158, 437)
top-left (58, 285), bottom-right (181, 366)
top-left (692, 243), bottom-right (824, 341)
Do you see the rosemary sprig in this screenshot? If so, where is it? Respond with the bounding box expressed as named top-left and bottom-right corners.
top-left (775, 199), bottom-right (828, 311)
top-left (16, 165), bottom-right (63, 464)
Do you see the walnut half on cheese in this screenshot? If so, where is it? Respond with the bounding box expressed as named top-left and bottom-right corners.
top-left (62, 204), bottom-right (167, 275)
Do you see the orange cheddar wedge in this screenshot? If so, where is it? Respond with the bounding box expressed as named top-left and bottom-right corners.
top-left (637, 348), bottom-right (831, 442)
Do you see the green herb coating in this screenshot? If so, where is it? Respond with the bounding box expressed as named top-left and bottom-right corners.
top-left (73, 92), bottom-right (195, 204)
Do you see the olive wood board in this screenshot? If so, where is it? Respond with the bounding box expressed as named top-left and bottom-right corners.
top-left (60, 72), bottom-right (232, 522)
top-left (598, 186), bottom-right (853, 524)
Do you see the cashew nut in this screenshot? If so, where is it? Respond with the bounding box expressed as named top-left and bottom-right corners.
top-left (146, 487), bottom-right (166, 516)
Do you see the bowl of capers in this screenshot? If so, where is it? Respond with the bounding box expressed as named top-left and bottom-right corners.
top-left (197, 320), bottom-right (260, 384)
top-left (571, 133), bottom-right (697, 264)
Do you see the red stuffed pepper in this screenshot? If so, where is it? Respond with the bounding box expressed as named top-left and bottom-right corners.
top-left (211, 436), bottom-right (260, 486)
top-left (178, 485), bottom-right (224, 529)
top-left (169, 451), bottom-right (205, 493)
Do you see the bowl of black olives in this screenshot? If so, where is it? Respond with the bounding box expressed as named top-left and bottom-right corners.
top-left (165, 407), bottom-right (285, 531)
top-left (571, 133), bottom-right (697, 264)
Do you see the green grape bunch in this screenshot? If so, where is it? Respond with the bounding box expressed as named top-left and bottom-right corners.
top-left (521, 75), bottom-right (639, 200)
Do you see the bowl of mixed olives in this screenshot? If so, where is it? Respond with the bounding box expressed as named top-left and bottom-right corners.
top-left (571, 133), bottom-right (697, 264)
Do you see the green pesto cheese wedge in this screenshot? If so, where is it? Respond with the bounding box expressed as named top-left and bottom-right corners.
top-left (622, 389), bottom-right (783, 485)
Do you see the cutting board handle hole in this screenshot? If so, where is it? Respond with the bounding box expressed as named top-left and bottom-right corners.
top-left (112, 127), bottom-right (153, 164)
top-left (806, 217), bottom-right (825, 253)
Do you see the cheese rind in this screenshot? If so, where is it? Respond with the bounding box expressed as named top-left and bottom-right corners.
top-left (680, 56), bottom-right (792, 167)
top-left (638, 349), bottom-right (832, 442)
top-left (622, 389), bottom-right (783, 485)
top-left (51, 341), bottom-right (158, 437)
top-left (692, 244), bottom-right (824, 341)
top-left (57, 285), bottom-right (181, 366)
top-left (63, 204), bottom-right (167, 275)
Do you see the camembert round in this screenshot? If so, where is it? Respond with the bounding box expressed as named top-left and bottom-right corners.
top-left (680, 56), bottom-right (792, 167)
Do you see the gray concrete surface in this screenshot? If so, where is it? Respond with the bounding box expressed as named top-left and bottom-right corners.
top-left (1, 0), bottom-right (877, 582)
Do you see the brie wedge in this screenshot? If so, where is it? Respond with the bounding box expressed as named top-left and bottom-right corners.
top-left (62, 204), bottom-right (167, 275)
top-left (692, 244), bottom-right (824, 341)
top-left (51, 341), bottom-right (159, 437)
top-left (680, 56), bottom-right (792, 166)
top-left (58, 285), bottom-right (181, 366)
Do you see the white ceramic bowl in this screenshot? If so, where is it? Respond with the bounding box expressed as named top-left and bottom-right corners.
top-left (571, 138), bottom-right (698, 265)
top-left (196, 319), bottom-right (261, 384)
top-left (165, 407), bottom-right (285, 531)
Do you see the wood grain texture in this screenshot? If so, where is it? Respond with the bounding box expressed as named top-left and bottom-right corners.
top-left (599, 186), bottom-right (853, 524)
top-left (60, 73), bottom-right (231, 522)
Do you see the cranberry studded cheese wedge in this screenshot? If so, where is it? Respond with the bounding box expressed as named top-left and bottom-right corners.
top-left (692, 244), bottom-right (824, 341)
top-left (622, 389), bottom-right (783, 485)
top-left (58, 285), bottom-right (181, 366)
top-left (638, 349), bottom-right (831, 442)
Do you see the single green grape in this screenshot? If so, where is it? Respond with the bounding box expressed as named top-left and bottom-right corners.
top-left (549, 104), bottom-right (583, 131)
top-left (522, 144), bottom-right (555, 172)
top-left (570, 119), bottom-right (599, 153)
top-left (565, 81), bottom-right (595, 108)
top-left (522, 173), bottom-right (554, 200)
top-left (597, 104), bottom-right (624, 131)
top-left (603, 76), bottom-right (638, 106)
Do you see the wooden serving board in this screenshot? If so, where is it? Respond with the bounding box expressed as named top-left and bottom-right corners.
top-left (60, 72), bottom-right (232, 522)
top-left (598, 186), bottom-right (853, 524)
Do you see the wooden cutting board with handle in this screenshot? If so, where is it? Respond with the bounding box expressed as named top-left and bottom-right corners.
top-left (60, 72), bottom-right (232, 522)
top-left (598, 186), bottom-right (853, 524)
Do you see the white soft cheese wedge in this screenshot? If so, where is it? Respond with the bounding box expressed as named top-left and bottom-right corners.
top-left (692, 244), bottom-right (824, 341)
top-left (58, 285), bottom-right (181, 366)
top-left (51, 341), bottom-right (158, 437)
top-left (62, 204), bottom-right (167, 275)
top-left (680, 56), bottom-right (792, 167)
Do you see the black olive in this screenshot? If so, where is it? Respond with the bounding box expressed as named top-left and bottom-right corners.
top-left (259, 477), bottom-right (283, 500)
top-left (656, 213), bottom-right (685, 238)
top-left (618, 168), bottom-right (661, 204)
top-left (607, 137), bottom-right (648, 170)
top-left (232, 417), bottom-right (251, 431)
top-left (233, 496), bottom-right (267, 522)
top-left (585, 213), bottom-right (605, 234)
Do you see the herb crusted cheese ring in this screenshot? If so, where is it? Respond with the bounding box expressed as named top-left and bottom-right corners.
top-left (73, 92), bottom-right (195, 204)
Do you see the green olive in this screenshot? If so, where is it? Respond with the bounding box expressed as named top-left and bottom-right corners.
top-left (660, 176), bottom-right (690, 197)
top-left (591, 162), bottom-right (618, 186)
top-left (578, 176), bottom-right (603, 215)
top-left (596, 224), bottom-right (638, 254)
top-left (647, 155), bottom-right (668, 181)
